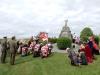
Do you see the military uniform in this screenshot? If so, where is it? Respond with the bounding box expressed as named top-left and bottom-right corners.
top-left (9, 38), bottom-right (17, 65)
top-left (1, 38), bottom-right (7, 63)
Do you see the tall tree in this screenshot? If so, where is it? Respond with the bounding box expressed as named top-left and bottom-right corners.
top-left (80, 27), bottom-right (93, 42)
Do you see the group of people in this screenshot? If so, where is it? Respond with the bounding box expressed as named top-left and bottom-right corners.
top-left (67, 36), bottom-right (100, 66)
top-left (0, 36), bottom-right (53, 65)
top-left (17, 37), bottom-right (53, 58)
top-left (0, 36), bottom-right (17, 65)
top-left (72, 33), bottom-right (80, 44)
top-left (0, 34), bottom-right (99, 67)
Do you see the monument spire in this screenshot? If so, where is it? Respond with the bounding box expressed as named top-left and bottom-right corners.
top-left (59, 20), bottom-right (72, 40)
top-left (65, 20), bottom-right (68, 27)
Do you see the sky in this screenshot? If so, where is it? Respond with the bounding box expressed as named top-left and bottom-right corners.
top-left (0, 0), bottom-right (100, 38)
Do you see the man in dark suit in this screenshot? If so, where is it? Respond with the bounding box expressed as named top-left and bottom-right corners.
top-left (1, 37), bottom-right (8, 63)
top-left (9, 36), bottom-right (17, 65)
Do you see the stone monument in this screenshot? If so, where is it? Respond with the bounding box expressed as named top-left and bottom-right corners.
top-left (59, 20), bottom-right (72, 39)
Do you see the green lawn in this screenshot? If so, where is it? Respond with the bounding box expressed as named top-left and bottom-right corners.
top-left (0, 53), bottom-right (100, 75)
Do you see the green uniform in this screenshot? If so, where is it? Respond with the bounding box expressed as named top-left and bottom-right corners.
top-left (81, 52), bottom-right (88, 65)
top-left (8, 39), bottom-right (17, 65)
top-left (1, 39), bottom-right (7, 63)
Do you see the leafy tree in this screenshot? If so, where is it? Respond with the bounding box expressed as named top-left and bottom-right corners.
top-left (80, 27), bottom-right (93, 42)
top-left (94, 35), bottom-right (99, 45)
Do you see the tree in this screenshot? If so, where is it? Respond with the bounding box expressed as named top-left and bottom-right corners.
top-left (80, 27), bottom-right (93, 42)
top-left (57, 37), bottom-right (72, 50)
top-left (94, 35), bottom-right (99, 45)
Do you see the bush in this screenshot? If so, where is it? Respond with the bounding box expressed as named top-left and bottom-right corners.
top-left (80, 27), bottom-right (93, 42)
top-left (48, 37), bottom-right (57, 43)
top-left (57, 37), bottom-right (72, 50)
top-left (94, 35), bottom-right (99, 45)
top-left (39, 40), bottom-right (47, 46)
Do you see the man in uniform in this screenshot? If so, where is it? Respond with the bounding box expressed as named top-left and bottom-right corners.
top-left (9, 36), bottom-right (17, 65)
top-left (1, 37), bottom-right (8, 63)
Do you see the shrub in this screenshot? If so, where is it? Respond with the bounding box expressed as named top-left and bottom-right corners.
top-left (39, 40), bottom-right (47, 46)
top-left (48, 37), bottom-right (57, 43)
top-left (80, 27), bottom-right (93, 42)
top-left (94, 35), bottom-right (99, 45)
top-left (57, 37), bottom-right (72, 50)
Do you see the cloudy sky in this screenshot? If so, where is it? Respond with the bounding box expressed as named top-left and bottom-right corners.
top-left (0, 0), bottom-right (100, 38)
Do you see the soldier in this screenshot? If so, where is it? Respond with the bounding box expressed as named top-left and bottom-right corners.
top-left (0, 42), bottom-right (2, 58)
top-left (8, 36), bottom-right (17, 65)
top-left (1, 37), bottom-right (7, 63)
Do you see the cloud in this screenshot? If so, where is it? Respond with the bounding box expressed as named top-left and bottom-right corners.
top-left (0, 0), bottom-right (100, 38)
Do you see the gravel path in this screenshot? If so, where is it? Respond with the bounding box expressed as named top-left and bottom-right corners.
top-left (52, 43), bottom-right (80, 53)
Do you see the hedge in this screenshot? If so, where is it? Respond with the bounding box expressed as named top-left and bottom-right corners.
top-left (57, 37), bottom-right (72, 50)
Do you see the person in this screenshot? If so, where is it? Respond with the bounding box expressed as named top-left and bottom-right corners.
top-left (88, 36), bottom-right (95, 59)
top-left (79, 43), bottom-right (88, 65)
top-left (85, 43), bottom-right (93, 63)
top-left (41, 44), bottom-right (49, 58)
top-left (77, 50), bottom-right (82, 66)
top-left (47, 42), bottom-right (53, 55)
top-left (93, 41), bottom-right (99, 55)
top-left (78, 49), bottom-right (88, 65)
top-left (33, 43), bottom-right (41, 57)
top-left (1, 37), bottom-right (8, 63)
top-left (29, 41), bottom-right (36, 54)
top-left (28, 36), bottom-right (33, 46)
top-left (0, 42), bottom-right (2, 58)
top-left (67, 46), bottom-right (78, 66)
top-left (17, 41), bottom-right (23, 54)
top-left (72, 33), bottom-right (76, 43)
top-left (21, 44), bottom-right (28, 56)
top-left (75, 37), bottom-right (80, 44)
top-left (8, 36), bottom-right (17, 65)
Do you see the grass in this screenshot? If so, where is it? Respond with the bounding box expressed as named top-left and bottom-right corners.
top-left (0, 53), bottom-right (100, 75)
